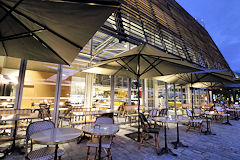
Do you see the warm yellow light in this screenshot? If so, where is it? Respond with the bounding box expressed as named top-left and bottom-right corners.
top-left (2, 102), bottom-right (8, 106)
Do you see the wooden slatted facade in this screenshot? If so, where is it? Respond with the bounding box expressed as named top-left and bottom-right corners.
top-left (97, 0), bottom-right (230, 70)
top-left (75, 0), bottom-right (231, 72)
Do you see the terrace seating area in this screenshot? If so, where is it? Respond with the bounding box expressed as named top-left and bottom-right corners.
top-left (1, 102), bottom-right (240, 159)
top-left (2, 110), bottom-right (240, 160)
top-left (0, 0), bottom-right (238, 159)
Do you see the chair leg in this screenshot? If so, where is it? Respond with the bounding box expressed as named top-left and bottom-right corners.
top-left (199, 123), bottom-right (203, 133)
top-left (86, 146), bottom-right (90, 160)
top-left (107, 148), bottom-right (111, 160)
top-left (156, 134), bottom-right (160, 149)
top-left (94, 147), bottom-right (98, 160)
top-left (138, 132), bottom-right (145, 150)
top-left (110, 149), bottom-right (112, 160)
top-left (154, 134), bottom-right (159, 153)
top-left (129, 117), bottom-right (132, 126)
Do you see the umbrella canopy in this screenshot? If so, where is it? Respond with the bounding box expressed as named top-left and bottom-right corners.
top-left (217, 83), bottom-right (240, 88)
top-left (0, 0), bottom-right (119, 64)
top-left (191, 82), bottom-right (222, 89)
top-left (155, 69), bottom-right (234, 116)
top-left (84, 43), bottom-right (200, 141)
top-left (154, 69), bottom-right (234, 85)
top-left (84, 44), bottom-right (201, 78)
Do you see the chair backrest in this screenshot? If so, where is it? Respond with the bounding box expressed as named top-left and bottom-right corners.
top-left (63, 106), bottom-right (73, 116)
top-left (96, 116), bottom-right (114, 124)
top-left (149, 109), bottom-right (159, 117)
top-left (124, 105), bottom-right (145, 112)
top-left (186, 109), bottom-right (192, 117)
top-left (215, 106), bottom-right (223, 112)
top-left (139, 113), bottom-right (150, 128)
top-left (26, 121), bottom-right (54, 142)
top-left (39, 103), bottom-right (49, 109)
top-left (159, 108), bottom-right (168, 116)
top-left (194, 108), bottom-right (202, 114)
top-left (39, 106), bottom-right (51, 120)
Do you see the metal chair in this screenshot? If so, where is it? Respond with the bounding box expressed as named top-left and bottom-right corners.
top-left (25, 121), bottom-right (64, 160)
top-left (86, 117), bottom-right (114, 160)
top-left (159, 108), bottom-right (168, 116)
top-left (147, 109), bottom-right (159, 121)
top-left (138, 113), bottom-right (160, 153)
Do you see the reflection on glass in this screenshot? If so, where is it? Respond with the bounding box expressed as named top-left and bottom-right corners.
top-left (60, 64), bottom-right (86, 108)
top-left (93, 74), bottom-right (110, 109)
top-left (114, 76), bottom-right (128, 110)
top-left (21, 60), bottom-right (57, 109)
top-left (0, 56), bottom-right (20, 109)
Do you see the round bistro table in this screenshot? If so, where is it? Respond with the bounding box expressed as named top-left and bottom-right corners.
top-left (82, 124), bottom-right (119, 160)
top-left (31, 128), bottom-right (82, 160)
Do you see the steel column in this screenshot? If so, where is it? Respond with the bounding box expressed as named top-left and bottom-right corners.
top-left (14, 59), bottom-right (27, 109)
top-left (142, 79), bottom-right (145, 106)
top-left (110, 75), bottom-right (115, 110)
top-left (165, 82), bottom-right (168, 115)
top-left (128, 78), bottom-right (132, 105)
top-left (173, 83), bottom-right (177, 117)
top-left (53, 64), bottom-right (63, 127)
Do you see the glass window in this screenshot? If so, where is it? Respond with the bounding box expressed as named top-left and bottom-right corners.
top-left (145, 79), bottom-right (154, 109)
top-left (21, 60), bottom-right (58, 110)
top-left (131, 79), bottom-right (143, 105)
top-left (60, 64), bottom-right (86, 107)
top-left (0, 56), bottom-right (21, 108)
top-left (93, 74), bottom-right (111, 109)
top-left (114, 76), bottom-right (128, 109)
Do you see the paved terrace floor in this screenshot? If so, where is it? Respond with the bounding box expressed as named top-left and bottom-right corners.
top-left (3, 119), bottom-right (240, 160)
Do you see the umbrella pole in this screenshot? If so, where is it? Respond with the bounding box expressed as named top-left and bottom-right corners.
top-left (191, 86), bottom-right (194, 118)
top-left (137, 76), bottom-right (140, 142)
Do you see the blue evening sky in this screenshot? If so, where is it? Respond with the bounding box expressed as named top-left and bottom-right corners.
top-left (176, 0), bottom-right (240, 72)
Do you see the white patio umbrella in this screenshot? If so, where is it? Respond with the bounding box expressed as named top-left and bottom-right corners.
top-left (0, 0), bottom-right (119, 64)
top-left (84, 43), bottom-right (201, 141)
top-left (154, 69), bottom-right (234, 116)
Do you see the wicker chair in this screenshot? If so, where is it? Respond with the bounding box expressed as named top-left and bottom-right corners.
top-left (138, 113), bottom-right (159, 153)
top-left (59, 106), bottom-right (73, 127)
top-left (25, 121), bottom-right (64, 160)
top-left (39, 106), bottom-right (51, 120)
top-left (186, 109), bottom-right (203, 133)
top-left (86, 117), bottom-right (114, 160)
top-left (215, 106), bottom-right (229, 123)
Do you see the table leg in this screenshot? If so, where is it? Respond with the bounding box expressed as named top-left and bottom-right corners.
top-left (235, 111), bottom-right (239, 120)
top-left (202, 117), bottom-right (216, 135)
top-left (9, 120), bottom-right (24, 154)
top-left (158, 123), bottom-right (177, 156)
top-left (55, 144), bottom-right (58, 160)
top-left (98, 136), bottom-right (102, 160)
top-left (12, 120), bottom-right (17, 148)
top-left (222, 113), bottom-right (232, 125)
top-left (171, 123), bottom-right (188, 149)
